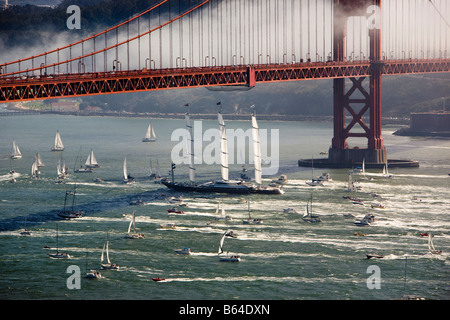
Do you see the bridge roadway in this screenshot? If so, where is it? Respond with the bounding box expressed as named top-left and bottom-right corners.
top-left (1, 59), bottom-right (449, 102)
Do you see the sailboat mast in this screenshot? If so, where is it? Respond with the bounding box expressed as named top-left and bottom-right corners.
top-left (185, 107), bottom-right (195, 183)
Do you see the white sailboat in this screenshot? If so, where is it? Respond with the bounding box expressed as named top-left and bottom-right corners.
top-left (242, 200), bottom-right (262, 224)
top-left (48, 224), bottom-right (71, 259)
top-left (142, 122), bottom-right (157, 142)
top-left (382, 159), bottom-right (393, 178)
top-left (303, 195), bottom-right (322, 222)
top-left (35, 153), bottom-right (44, 167)
top-left (85, 149), bottom-right (99, 168)
top-left (31, 160), bottom-right (40, 179)
top-left (218, 230), bottom-right (240, 262)
top-left (428, 234), bottom-right (442, 254)
top-left (101, 241), bottom-right (120, 270)
top-left (123, 157), bottom-right (135, 184)
top-left (73, 147), bottom-right (93, 173)
top-left (57, 154), bottom-right (67, 180)
top-left (51, 130), bottom-right (65, 151)
top-left (214, 201), bottom-right (232, 221)
top-left (11, 140), bottom-right (22, 159)
top-left (124, 210), bottom-right (145, 239)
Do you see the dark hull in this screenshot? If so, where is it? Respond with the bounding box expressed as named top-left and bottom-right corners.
top-left (161, 181), bottom-right (283, 195)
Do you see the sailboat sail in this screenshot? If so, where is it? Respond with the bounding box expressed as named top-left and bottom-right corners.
top-left (31, 160), bottom-right (39, 177)
top-left (218, 112), bottom-right (229, 181)
top-left (218, 232), bottom-right (226, 254)
top-left (35, 153), bottom-right (44, 167)
top-left (123, 157), bottom-right (128, 180)
top-left (185, 112), bottom-right (195, 182)
top-left (52, 130), bottom-right (64, 151)
top-left (251, 113), bottom-right (262, 185)
top-left (101, 242), bottom-right (111, 264)
top-left (127, 211), bottom-right (136, 234)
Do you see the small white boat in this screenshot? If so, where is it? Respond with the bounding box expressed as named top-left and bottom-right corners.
top-left (142, 122), bottom-right (157, 142)
top-left (317, 172), bottom-right (332, 181)
top-left (124, 211), bottom-right (145, 239)
top-left (51, 130), bottom-right (64, 151)
top-left (101, 241), bottom-right (120, 270)
top-left (11, 140), bottom-right (22, 159)
top-left (271, 174), bottom-right (288, 185)
top-left (218, 230), bottom-right (240, 262)
top-left (175, 247), bottom-right (191, 255)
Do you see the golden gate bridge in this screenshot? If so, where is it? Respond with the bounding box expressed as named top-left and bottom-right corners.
top-left (1, 0), bottom-right (449, 167)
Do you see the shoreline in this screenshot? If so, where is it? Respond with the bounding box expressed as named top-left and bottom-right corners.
top-left (0, 107), bottom-right (409, 125)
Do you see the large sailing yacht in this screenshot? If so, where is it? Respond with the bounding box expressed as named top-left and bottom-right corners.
top-left (161, 106), bottom-right (283, 195)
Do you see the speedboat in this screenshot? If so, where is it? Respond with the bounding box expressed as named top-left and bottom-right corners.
top-left (242, 218), bottom-right (263, 225)
top-left (49, 251), bottom-right (71, 259)
top-left (167, 207), bottom-right (184, 214)
top-left (283, 208), bottom-right (299, 213)
top-left (366, 253), bottom-right (384, 259)
top-left (160, 223), bottom-right (177, 229)
top-left (371, 203), bottom-right (385, 209)
top-left (271, 174), bottom-right (288, 185)
top-left (219, 255), bottom-right (241, 262)
top-left (85, 270), bottom-right (102, 279)
top-left (174, 247), bottom-right (191, 255)
top-left (152, 277), bottom-right (165, 282)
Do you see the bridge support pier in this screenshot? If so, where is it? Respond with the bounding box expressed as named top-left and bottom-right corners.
top-left (327, 0), bottom-right (386, 167)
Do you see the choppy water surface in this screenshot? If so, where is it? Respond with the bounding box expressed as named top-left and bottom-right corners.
top-left (0, 115), bottom-right (449, 300)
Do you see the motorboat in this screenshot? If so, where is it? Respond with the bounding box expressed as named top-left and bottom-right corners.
top-left (167, 207), bottom-right (184, 214)
top-left (160, 223), bottom-right (177, 229)
top-left (85, 270), bottom-right (102, 279)
top-left (354, 214), bottom-right (375, 226)
top-left (366, 253), bottom-right (384, 259)
top-left (283, 208), bottom-right (299, 214)
top-left (174, 247), bottom-right (191, 255)
top-left (271, 174), bottom-right (288, 185)
top-left (152, 277), bottom-right (165, 282)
